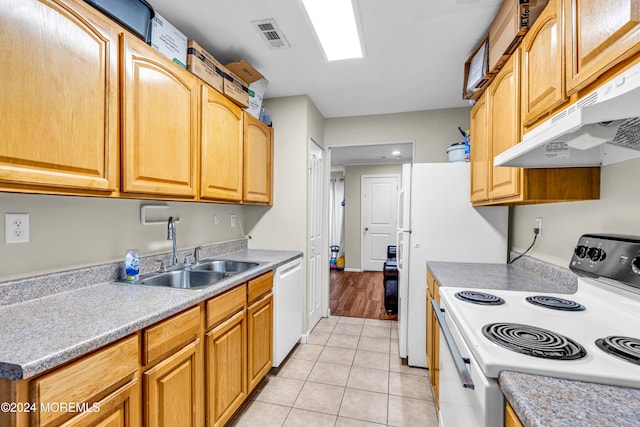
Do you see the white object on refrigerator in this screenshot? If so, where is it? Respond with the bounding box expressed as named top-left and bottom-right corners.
top-left (396, 163), bottom-right (412, 358)
top-left (400, 163), bottom-right (508, 367)
top-left (272, 258), bottom-right (303, 367)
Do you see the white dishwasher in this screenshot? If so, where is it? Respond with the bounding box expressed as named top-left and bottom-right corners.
top-left (272, 258), bottom-right (303, 367)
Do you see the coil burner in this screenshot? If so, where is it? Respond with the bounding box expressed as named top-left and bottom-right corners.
top-left (595, 336), bottom-right (640, 365)
top-left (482, 323), bottom-right (587, 360)
top-left (525, 296), bottom-right (586, 311)
top-left (454, 291), bottom-right (505, 305)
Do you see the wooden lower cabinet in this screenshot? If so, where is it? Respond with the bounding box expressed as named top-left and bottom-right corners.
top-left (33, 335), bottom-right (140, 427)
top-left (505, 402), bottom-right (524, 427)
top-left (206, 309), bottom-right (247, 427)
top-left (60, 379), bottom-right (141, 427)
top-left (0, 275), bottom-right (276, 427)
top-left (144, 339), bottom-right (202, 427)
top-left (426, 270), bottom-right (440, 408)
top-left (247, 292), bottom-right (273, 392)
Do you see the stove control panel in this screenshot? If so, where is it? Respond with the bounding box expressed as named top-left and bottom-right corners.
top-left (570, 234), bottom-right (640, 290)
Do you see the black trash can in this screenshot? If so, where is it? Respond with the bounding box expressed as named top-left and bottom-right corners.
top-left (383, 246), bottom-right (398, 315)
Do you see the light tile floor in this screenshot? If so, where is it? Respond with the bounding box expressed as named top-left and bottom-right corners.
top-left (230, 316), bottom-right (439, 427)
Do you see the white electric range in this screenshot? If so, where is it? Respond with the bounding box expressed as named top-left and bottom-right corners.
top-left (434, 234), bottom-right (640, 427)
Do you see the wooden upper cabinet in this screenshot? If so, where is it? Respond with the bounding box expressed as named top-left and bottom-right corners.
top-left (488, 52), bottom-right (521, 201)
top-left (243, 114), bottom-right (273, 204)
top-left (470, 93), bottom-right (489, 203)
top-left (0, 0), bottom-right (118, 193)
top-left (521, 0), bottom-right (567, 127)
top-left (121, 34), bottom-right (198, 198)
top-left (565, 0), bottom-right (640, 94)
top-left (200, 84), bottom-right (244, 201)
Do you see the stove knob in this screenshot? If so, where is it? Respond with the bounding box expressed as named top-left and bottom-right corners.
top-left (632, 256), bottom-right (640, 275)
top-left (574, 245), bottom-right (588, 259)
top-left (587, 247), bottom-right (603, 262)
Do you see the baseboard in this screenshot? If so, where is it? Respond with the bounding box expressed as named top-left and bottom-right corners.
top-left (343, 268), bottom-right (362, 272)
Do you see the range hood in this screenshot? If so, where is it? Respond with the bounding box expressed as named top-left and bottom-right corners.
top-left (495, 61), bottom-right (640, 168)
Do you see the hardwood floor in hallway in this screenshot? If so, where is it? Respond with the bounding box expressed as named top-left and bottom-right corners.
top-left (330, 270), bottom-right (397, 320)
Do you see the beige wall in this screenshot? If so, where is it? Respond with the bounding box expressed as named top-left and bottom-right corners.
top-left (0, 193), bottom-right (246, 281)
top-left (343, 164), bottom-right (403, 270)
top-left (511, 157), bottom-right (640, 267)
top-left (324, 107), bottom-right (471, 162)
top-left (248, 95), bottom-right (325, 334)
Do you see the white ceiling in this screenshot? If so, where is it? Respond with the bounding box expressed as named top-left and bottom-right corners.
top-left (148, 0), bottom-right (503, 119)
top-left (330, 142), bottom-right (414, 169)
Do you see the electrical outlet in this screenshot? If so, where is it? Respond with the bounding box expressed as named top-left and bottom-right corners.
top-left (214, 214), bottom-right (219, 225)
top-left (230, 214), bottom-right (236, 228)
top-left (5, 213), bottom-right (30, 244)
top-left (535, 217), bottom-right (542, 236)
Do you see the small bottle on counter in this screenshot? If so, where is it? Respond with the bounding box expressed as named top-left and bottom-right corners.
top-left (125, 249), bottom-right (140, 282)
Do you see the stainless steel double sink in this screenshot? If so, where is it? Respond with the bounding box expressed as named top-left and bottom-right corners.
top-left (119, 260), bottom-right (260, 290)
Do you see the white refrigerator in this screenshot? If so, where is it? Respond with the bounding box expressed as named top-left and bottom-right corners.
top-left (396, 162), bottom-right (508, 368)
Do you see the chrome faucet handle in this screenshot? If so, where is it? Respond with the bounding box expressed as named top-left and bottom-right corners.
top-left (183, 254), bottom-right (195, 268)
top-left (194, 246), bottom-right (203, 263)
top-left (156, 260), bottom-right (166, 273)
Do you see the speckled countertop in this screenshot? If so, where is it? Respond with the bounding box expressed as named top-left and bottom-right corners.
top-left (427, 259), bottom-right (640, 427)
top-left (0, 249), bottom-right (301, 380)
top-left (427, 260), bottom-right (577, 293)
top-left (500, 371), bottom-right (640, 427)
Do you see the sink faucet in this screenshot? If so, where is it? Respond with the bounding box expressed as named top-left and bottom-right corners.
top-left (167, 216), bottom-right (177, 266)
top-left (194, 246), bottom-right (203, 263)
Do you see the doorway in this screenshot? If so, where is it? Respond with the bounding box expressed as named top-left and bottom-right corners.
top-left (327, 142), bottom-right (413, 320)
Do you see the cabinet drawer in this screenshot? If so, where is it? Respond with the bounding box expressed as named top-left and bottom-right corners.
top-left (247, 271), bottom-right (273, 304)
top-left (143, 306), bottom-right (200, 366)
top-left (206, 284), bottom-right (247, 329)
top-left (33, 335), bottom-right (139, 427)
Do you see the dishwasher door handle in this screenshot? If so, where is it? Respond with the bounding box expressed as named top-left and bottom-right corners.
top-left (431, 299), bottom-right (475, 390)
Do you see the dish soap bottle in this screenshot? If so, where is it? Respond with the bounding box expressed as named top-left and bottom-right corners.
top-left (125, 249), bottom-right (140, 282)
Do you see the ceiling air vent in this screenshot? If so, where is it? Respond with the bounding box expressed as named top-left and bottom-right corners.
top-left (251, 18), bottom-right (291, 49)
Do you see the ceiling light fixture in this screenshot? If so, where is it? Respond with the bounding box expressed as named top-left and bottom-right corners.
top-left (392, 150), bottom-right (401, 156)
top-left (301, 0), bottom-right (364, 61)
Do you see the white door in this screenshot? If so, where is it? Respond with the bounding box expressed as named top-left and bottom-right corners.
top-left (308, 140), bottom-right (323, 331)
top-left (362, 175), bottom-right (399, 271)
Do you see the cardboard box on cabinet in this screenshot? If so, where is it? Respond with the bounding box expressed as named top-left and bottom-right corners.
top-left (463, 35), bottom-right (492, 101)
top-left (226, 59), bottom-right (267, 114)
top-left (150, 12), bottom-right (188, 68)
top-left (488, 0), bottom-right (549, 74)
top-left (186, 40), bottom-right (225, 92)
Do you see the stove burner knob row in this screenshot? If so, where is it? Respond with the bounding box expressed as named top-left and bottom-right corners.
top-left (578, 246), bottom-right (607, 262)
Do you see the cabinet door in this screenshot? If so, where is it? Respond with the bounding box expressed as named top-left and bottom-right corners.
top-left (470, 93), bottom-right (489, 203)
top-left (144, 339), bottom-right (202, 427)
top-left (426, 272), bottom-right (440, 409)
top-left (0, 0), bottom-right (118, 193)
top-left (206, 309), bottom-right (247, 427)
top-left (121, 34), bottom-right (198, 198)
top-left (521, 0), bottom-right (567, 127)
top-left (489, 52), bottom-right (521, 200)
top-left (566, 0), bottom-right (640, 94)
top-left (200, 84), bottom-right (244, 201)
top-left (505, 402), bottom-right (525, 427)
top-left (60, 379), bottom-right (141, 427)
top-left (247, 292), bottom-right (273, 392)
top-left (243, 114), bottom-right (273, 204)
